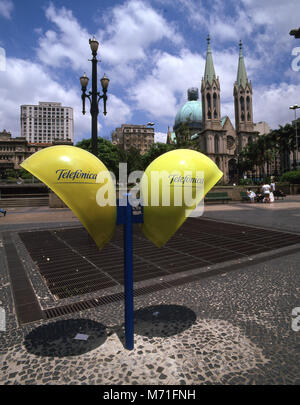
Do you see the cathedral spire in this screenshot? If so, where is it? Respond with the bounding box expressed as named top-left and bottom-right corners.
top-left (201, 35), bottom-right (222, 131)
top-left (234, 40), bottom-right (254, 136)
top-left (204, 34), bottom-right (216, 85)
top-left (236, 40), bottom-right (248, 89)
top-left (166, 126), bottom-right (172, 144)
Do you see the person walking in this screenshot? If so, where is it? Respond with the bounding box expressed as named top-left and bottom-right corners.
top-left (261, 182), bottom-right (271, 203)
top-left (0, 208), bottom-right (6, 216)
top-left (271, 180), bottom-right (276, 192)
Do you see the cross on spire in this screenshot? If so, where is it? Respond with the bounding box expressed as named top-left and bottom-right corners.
top-left (204, 34), bottom-right (216, 85)
top-left (236, 40), bottom-right (248, 88)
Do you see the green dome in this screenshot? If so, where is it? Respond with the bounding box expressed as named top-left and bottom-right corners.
top-left (174, 100), bottom-right (202, 128)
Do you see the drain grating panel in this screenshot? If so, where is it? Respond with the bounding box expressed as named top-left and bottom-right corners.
top-left (18, 218), bottom-right (300, 302)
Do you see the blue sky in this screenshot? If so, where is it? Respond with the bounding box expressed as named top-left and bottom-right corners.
top-left (0, 0), bottom-right (300, 144)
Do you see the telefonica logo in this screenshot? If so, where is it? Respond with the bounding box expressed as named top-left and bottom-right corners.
top-left (56, 169), bottom-right (97, 182)
top-left (168, 174), bottom-right (204, 184)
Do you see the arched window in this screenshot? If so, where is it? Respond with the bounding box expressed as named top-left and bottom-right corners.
top-left (246, 96), bottom-right (250, 111)
top-left (213, 93), bottom-right (217, 118)
top-left (248, 136), bottom-right (252, 144)
top-left (240, 96), bottom-right (245, 111)
top-left (235, 97), bottom-right (239, 122)
top-left (240, 96), bottom-right (245, 121)
top-left (214, 135), bottom-right (219, 154)
top-left (213, 93), bottom-right (217, 109)
top-left (207, 93), bottom-right (211, 119)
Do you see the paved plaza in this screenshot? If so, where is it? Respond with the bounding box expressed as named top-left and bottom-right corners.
top-left (0, 197), bottom-right (300, 385)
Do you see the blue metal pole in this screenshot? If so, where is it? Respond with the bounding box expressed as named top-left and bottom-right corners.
top-left (123, 194), bottom-right (134, 350)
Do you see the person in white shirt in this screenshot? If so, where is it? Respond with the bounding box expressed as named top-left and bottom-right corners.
top-left (261, 183), bottom-right (271, 203)
top-left (247, 189), bottom-right (256, 203)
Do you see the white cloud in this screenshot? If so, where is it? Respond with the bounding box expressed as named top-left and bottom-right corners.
top-left (98, 0), bottom-right (182, 64)
top-left (174, 0), bottom-right (253, 43)
top-left (36, 1), bottom-right (183, 86)
top-left (37, 4), bottom-right (91, 72)
top-left (130, 49), bottom-right (206, 123)
top-left (102, 94), bottom-right (132, 128)
top-left (253, 82), bottom-right (300, 130)
top-left (0, 0), bottom-right (13, 19)
top-left (155, 131), bottom-right (167, 143)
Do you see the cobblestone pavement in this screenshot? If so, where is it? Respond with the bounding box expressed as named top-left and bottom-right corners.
top-left (0, 200), bottom-right (300, 385)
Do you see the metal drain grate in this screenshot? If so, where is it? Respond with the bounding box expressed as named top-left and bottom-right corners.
top-left (18, 218), bottom-right (300, 302)
top-left (43, 243), bottom-right (300, 320)
top-left (2, 233), bottom-right (43, 324)
top-left (2, 217), bottom-right (299, 323)
top-left (43, 282), bottom-right (173, 319)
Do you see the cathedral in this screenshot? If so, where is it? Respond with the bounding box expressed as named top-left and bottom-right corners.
top-left (167, 36), bottom-right (259, 184)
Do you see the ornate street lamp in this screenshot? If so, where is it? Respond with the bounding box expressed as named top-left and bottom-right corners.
top-left (289, 104), bottom-right (300, 170)
top-left (289, 28), bottom-right (300, 38)
top-left (80, 37), bottom-right (110, 156)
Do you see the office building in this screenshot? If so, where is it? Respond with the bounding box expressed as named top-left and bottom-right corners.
top-left (112, 124), bottom-right (154, 154)
top-left (20, 102), bottom-right (73, 144)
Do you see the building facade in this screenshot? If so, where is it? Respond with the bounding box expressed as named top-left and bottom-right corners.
top-left (253, 121), bottom-right (271, 136)
top-left (169, 37), bottom-right (260, 183)
top-left (20, 102), bottom-right (73, 144)
top-left (112, 124), bottom-right (154, 155)
top-left (0, 129), bottom-right (72, 176)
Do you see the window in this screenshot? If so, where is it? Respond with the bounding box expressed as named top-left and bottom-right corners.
top-left (213, 93), bottom-right (217, 109)
top-left (240, 96), bottom-right (245, 121)
top-left (207, 93), bottom-right (212, 119)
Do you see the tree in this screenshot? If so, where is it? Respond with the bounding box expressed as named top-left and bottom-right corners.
top-left (76, 137), bottom-right (123, 179)
top-left (240, 133), bottom-right (277, 179)
top-left (18, 167), bottom-right (32, 179)
top-left (142, 142), bottom-right (176, 169)
top-left (272, 124), bottom-right (295, 172)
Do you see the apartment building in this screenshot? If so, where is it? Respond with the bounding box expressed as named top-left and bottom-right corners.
top-left (20, 102), bottom-right (73, 144)
top-left (112, 124), bottom-right (154, 154)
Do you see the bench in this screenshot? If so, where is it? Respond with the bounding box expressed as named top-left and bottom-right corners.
top-left (240, 191), bottom-right (251, 202)
top-left (273, 190), bottom-right (286, 200)
top-left (205, 192), bottom-right (232, 203)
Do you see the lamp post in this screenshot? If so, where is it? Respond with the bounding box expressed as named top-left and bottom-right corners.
top-left (80, 37), bottom-right (110, 157)
top-left (289, 104), bottom-right (300, 170)
top-left (234, 147), bottom-right (240, 184)
top-left (289, 28), bottom-right (300, 38)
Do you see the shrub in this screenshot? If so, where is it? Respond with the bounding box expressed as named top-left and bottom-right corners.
top-left (239, 178), bottom-right (253, 186)
top-left (280, 170), bottom-right (300, 184)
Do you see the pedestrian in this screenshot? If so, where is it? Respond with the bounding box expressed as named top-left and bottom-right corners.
top-left (247, 188), bottom-right (256, 203)
top-left (0, 208), bottom-right (6, 216)
top-left (261, 182), bottom-right (271, 203)
top-left (271, 180), bottom-right (276, 192)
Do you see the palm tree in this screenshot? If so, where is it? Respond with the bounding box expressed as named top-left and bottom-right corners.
top-left (271, 124), bottom-right (295, 173)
